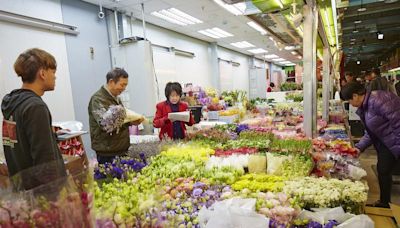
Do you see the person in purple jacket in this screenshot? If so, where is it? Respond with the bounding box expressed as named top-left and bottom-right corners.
top-left (340, 82), bottom-right (400, 208)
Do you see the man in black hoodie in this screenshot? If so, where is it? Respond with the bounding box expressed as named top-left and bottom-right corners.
top-left (1, 48), bottom-right (66, 191)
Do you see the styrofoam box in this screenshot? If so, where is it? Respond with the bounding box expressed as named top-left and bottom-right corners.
top-left (208, 111), bottom-right (219, 120)
top-left (219, 114), bottom-right (238, 124)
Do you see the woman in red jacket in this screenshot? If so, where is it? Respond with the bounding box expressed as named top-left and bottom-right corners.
top-left (153, 82), bottom-right (195, 140)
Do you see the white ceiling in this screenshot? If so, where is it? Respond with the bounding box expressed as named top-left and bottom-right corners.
top-left (82, 0), bottom-right (300, 64)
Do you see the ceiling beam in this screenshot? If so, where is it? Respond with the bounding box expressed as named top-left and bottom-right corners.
top-left (247, 15), bottom-right (289, 44)
top-left (268, 13), bottom-right (301, 44)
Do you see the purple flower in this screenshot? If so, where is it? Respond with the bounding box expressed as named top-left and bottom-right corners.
top-left (324, 220), bottom-right (338, 228)
top-left (205, 190), bottom-right (216, 196)
top-left (229, 132), bottom-right (238, 140)
top-left (269, 219), bottom-right (287, 228)
top-left (139, 152), bottom-right (147, 165)
top-left (95, 105), bottom-right (126, 133)
top-left (236, 124), bottom-right (249, 133)
top-left (198, 91), bottom-right (206, 99)
top-left (94, 170), bottom-right (106, 180)
top-left (160, 211), bottom-right (167, 219)
top-left (96, 219), bottom-right (117, 228)
top-left (111, 166), bottom-right (124, 179)
top-left (132, 162), bottom-right (146, 172)
top-left (192, 188), bottom-right (203, 197)
top-left (193, 182), bottom-right (206, 189)
top-left (306, 221), bottom-right (323, 228)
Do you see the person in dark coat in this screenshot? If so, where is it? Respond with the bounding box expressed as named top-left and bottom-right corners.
top-left (340, 82), bottom-right (400, 208)
top-left (153, 82), bottom-right (195, 140)
top-left (1, 48), bottom-right (66, 190)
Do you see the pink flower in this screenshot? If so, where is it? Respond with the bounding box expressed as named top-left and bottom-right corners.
top-left (277, 193), bottom-right (288, 203)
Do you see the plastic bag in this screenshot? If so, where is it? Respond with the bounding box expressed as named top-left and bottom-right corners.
top-left (248, 155), bottom-right (267, 173)
top-left (124, 108), bottom-right (145, 124)
top-left (310, 207), bottom-right (354, 224)
top-left (348, 164), bottom-right (367, 180)
top-left (0, 164), bottom-right (94, 227)
top-left (199, 198), bottom-right (269, 228)
top-left (266, 153), bottom-right (290, 174)
top-left (336, 215), bottom-right (374, 228)
top-left (53, 120), bottom-right (84, 132)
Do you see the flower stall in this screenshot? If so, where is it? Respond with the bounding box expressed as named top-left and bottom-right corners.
top-left (0, 94), bottom-right (372, 227)
top-left (90, 97), bottom-right (371, 228)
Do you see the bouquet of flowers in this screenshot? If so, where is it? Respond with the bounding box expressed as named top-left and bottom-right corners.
top-left (94, 105), bottom-right (126, 134)
top-left (95, 105), bottom-right (145, 134)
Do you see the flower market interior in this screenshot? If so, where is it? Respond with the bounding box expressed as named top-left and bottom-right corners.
top-left (1, 0), bottom-right (400, 227)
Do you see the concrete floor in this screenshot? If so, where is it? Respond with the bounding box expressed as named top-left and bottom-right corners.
top-left (359, 148), bottom-right (400, 205)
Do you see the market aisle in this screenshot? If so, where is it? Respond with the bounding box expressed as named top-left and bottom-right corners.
top-left (359, 148), bottom-right (400, 205)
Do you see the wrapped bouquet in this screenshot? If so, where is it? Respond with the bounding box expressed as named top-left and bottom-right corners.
top-left (95, 105), bottom-right (145, 134)
top-left (0, 163), bottom-right (94, 227)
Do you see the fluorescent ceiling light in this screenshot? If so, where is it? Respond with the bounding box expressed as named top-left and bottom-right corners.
top-left (198, 30), bottom-right (220, 39)
top-left (353, 30), bottom-right (358, 33)
top-left (230, 41), bottom-right (255, 48)
top-left (354, 20), bottom-right (362, 24)
top-left (213, 0), bottom-right (261, 16)
top-left (212, 27), bottom-right (234, 37)
top-left (198, 27), bottom-right (233, 39)
top-left (350, 38), bottom-right (356, 41)
top-left (264, 54), bottom-right (279, 59)
top-left (248, 48), bottom-right (268, 54)
top-left (151, 12), bottom-right (186, 26)
top-left (284, 45), bottom-right (297, 50)
top-left (247, 21), bottom-right (267, 35)
top-left (151, 8), bottom-right (203, 26)
top-left (214, 0), bottom-right (245, 16)
top-left (272, 58), bottom-right (286, 61)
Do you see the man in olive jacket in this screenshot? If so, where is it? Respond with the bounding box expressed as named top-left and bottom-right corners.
top-left (88, 68), bottom-right (143, 164)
